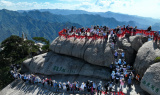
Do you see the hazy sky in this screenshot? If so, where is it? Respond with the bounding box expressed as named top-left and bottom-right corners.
top-left (0, 0), bottom-right (160, 19)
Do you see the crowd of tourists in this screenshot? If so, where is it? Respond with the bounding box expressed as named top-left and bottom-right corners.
top-left (10, 67), bottom-right (127, 94)
top-left (10, 54), bottom-right (140, 95)
top-left (9, 25), bottom-right (159, 95)
top-left (61, 25), bottom-right (138, 37)
top-left (59, 25), bottom-right (160, 45)
top-left (10, 48), bottom-right (140, 95)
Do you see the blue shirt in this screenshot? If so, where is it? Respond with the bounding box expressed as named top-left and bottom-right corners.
top-left (122, 52), bottom-right (125, 57)
top-left (118, 59), bottom-right (122, 64)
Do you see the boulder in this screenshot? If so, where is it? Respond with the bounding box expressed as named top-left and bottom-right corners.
top-left (117, 35), bottom-right (148, 65)
top-left (140, 62), bottom-right (160, 95)
top-left (129, 35), bottom-right (148, 51)
top-left (117, 37), bottom-right (135, 65)
top-left (22, 51), bottom-right (110, 80)
top-left (50, 36), bottom-right (113, 67)
top-left (133, 41), bottom-right (160, 78)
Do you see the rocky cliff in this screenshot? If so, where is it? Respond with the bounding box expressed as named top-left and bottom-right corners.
top-left (140, 62), bottom-right (160, 95)
top-left (133, 41), bottom-right (160, 78)
top-left (50, 36), bottom-right (113, 67)
top-left (117, 35), bottom-right (148, 65)
top-left (22, 51), bottom-right (110, 80)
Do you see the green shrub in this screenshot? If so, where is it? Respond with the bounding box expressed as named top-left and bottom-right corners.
top-left (154, 57), bottom-right (160, 63)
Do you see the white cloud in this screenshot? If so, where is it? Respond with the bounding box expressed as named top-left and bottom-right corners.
top-left (0, 0), bottom-right (160, 18)
top-left (0, 0), bottom-right (14, 6)
top-left (59, 0), bottom-right (91, 2)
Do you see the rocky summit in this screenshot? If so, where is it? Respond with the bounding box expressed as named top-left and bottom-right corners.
top-left (140, 62), bottom-right (160, 95)
top-left (22, 51), bottom-right (111, 80)
top-left (1, 35), bottom-right (160, 95)
top-left (134, 41), bottom-right (160, 78)
top-left (50, 36), bottom-right (113, 67)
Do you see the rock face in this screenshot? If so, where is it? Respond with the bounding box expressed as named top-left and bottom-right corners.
top-left (50, 36), bottom-right (113, 67)
top-left (134, 41), bottom-right (160, 78)
top-left (22, 51), bottom-right (110, 80)
top-left (140, 62), bottom-right (160, 95)
top-left (129, 35), bottom-right (148, 51)
top-left (117, 35), bottom-right (148, 65)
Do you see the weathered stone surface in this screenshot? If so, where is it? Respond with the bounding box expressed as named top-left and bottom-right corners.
top-left (0, 77), bottom-right (149, 95)
top-left (117, 37), bottom-right (135, 65)
top-left (129, 35), bottom-right (148, 51)
top-left (134, 41), bottom-right (160, 78)
top-left (140, 62), bottom-right (160, 95)
top-left (22, 51), bottom-right (110, 80)
top-left (50, 36), bottom-right (113, 67)
top-left (117, 35), bottom-right (148, 65)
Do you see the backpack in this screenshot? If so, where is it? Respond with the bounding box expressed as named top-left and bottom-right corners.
top-left (128, 79), bottom-right (132, 84)
top-left (125, 74), bottom-right (128, 77)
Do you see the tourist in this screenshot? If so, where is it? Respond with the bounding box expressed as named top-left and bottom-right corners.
top-left (123, 66), bottom-right (127, 72)
top-left (110, 62), bottom-right (114, 72)
top-left (127, 65), bottom-right (131, 70)
top-left (42, 79), bottom-right (45, 87)
top-left (131, 71), bottom-right (134, 79)
top-left (136, 74), bottom-right (140, 81)
top-left (18, 73), bottom-right (21, 79)
top-left (147, 26), bottom-right (152, 32)
top-left (69, 82), bottom-right (73, 91)
top-left (73, 26), bottom-right (77, 33)
top-left (110, 29), bottom-right (114, 37)
top-left (72, 82), bottom-right (76, 93)
top-left (114, 50), bottom-right (118, 60)
top-left (121, 51), bottom-right (125, 59)
top-left (115, 75), bottom-right (120, 84)
top-left (126, 25), bottom-right (129, 30)
top-left (123, 60), bottom-right (127, 66)
top-left (129, 26), bottom-right (133, 34)
top-left (128, 78), bottom-right (132, 88)
top-left (115, 60), bottom-right (118, 65)
top-left (23, 75), bottom-right (27, 82)
top-left (76, 81), bottom-right (79, 92)
top-left (28, 75), bottom-right (32, 84)
top-left (124, 70), bottom-right (128, 81)
top-left (118, 59), bottom-right (122, 66)
top-left (66, 82), bottom-right (70, 91)
top-left (80, 82), bottom-right (85, 91)
top-left (97, 81), bottom-right (102, 94)
top-left (90, 85), bottom-right (94, 95)
top-left (111, 72), bottom-right (115, 82)
top-left (111, 42), bottom-right (114, 49)
top-left (93, 81), bottom-right (96, 92)
top-left (32, 75), bottom-right (35, 84)
top-left (120, 67), bottom-right (123, 74)
top-left (58, 82), bottom-right (63, 92)
top-left (120, 79), bottom-right (125, 91)
top-left (123, 25), bottom-right (125, 32)
top-left (86, 80), bottom-right (90, 92)
top-left (112, 37), bottom-right (116, 45)
top-left (109, 81), bottom-right (113, 92)
top-left (133, 26), bottom-right (137, 36)
top-left (104, 82), bottom-right (109, 94)
top-left (154, 31), bottom-right (158, 43)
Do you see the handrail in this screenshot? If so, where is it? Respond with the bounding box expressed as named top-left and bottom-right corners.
top-left (58, 28), bottom-right (160, 40)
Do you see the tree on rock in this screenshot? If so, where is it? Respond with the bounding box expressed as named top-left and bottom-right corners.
top-left (0, 35), bottom-right (39, 90)
top-left (32, 37), bottom-right (50, 52)
top-left (1, 35), bottom-right (39, 63)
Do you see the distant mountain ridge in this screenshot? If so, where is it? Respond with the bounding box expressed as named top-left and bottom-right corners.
top-left (0, 9), bottom-right (159, 42)
top-left (21, 10), bottom-right (136, 28)
top-left (18, 9), bottom-right (160, 26)
top-left (0, 9), bottom-right (82, 42)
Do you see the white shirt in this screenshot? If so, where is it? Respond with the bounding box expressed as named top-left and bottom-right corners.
top-left (80, 84), bottom-right (84, 90)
